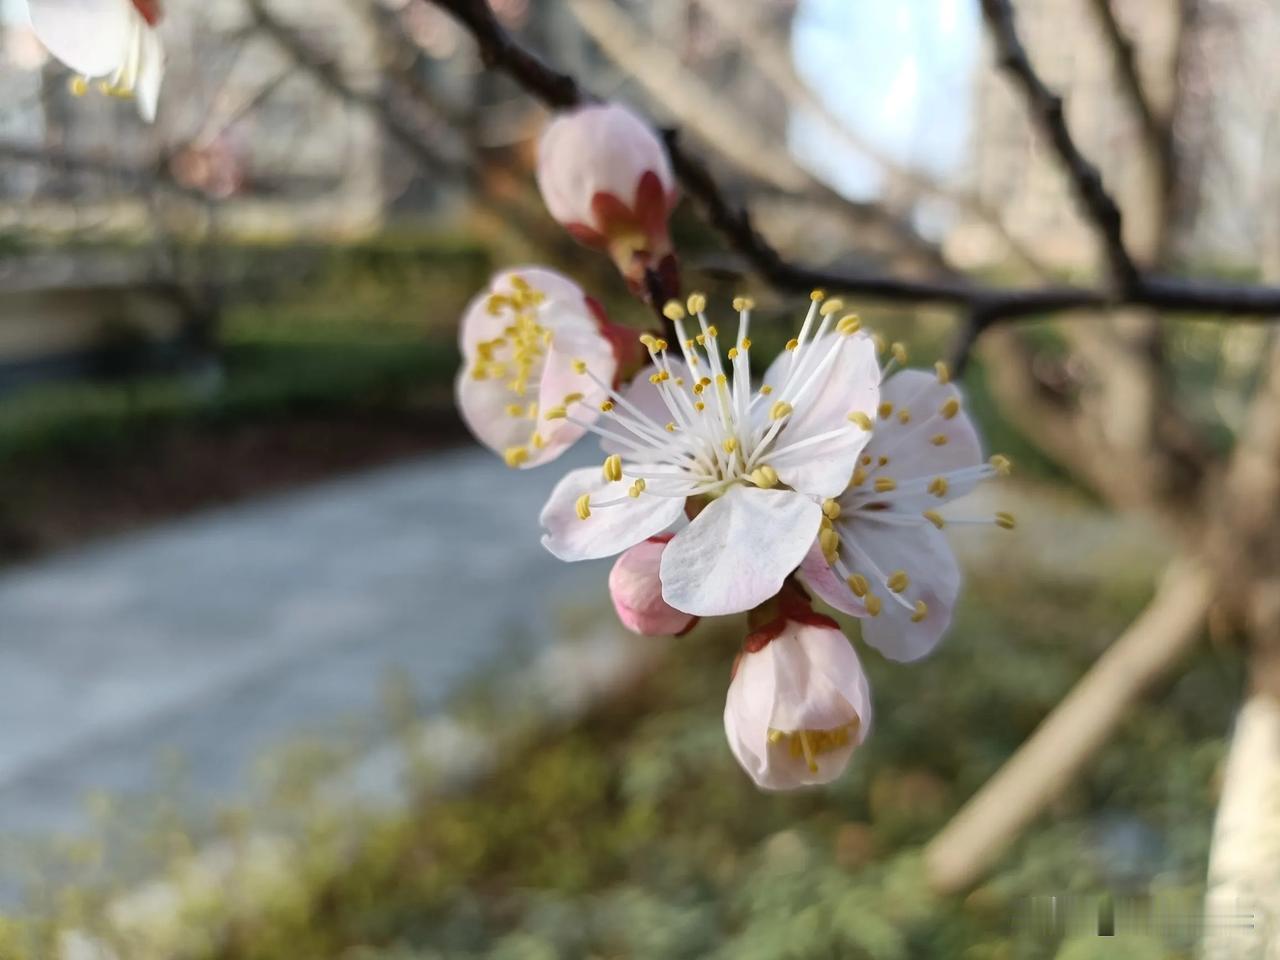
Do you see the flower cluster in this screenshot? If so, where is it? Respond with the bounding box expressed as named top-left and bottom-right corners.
top-left (457, 102), bottom-right (1014, 790)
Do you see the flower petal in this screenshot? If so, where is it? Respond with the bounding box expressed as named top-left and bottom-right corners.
top-left (858, 369), bottom-right (984, 509)
top-left (599, 359), bottom-right (689, 456)
top-left (660, 486), bottom-right (821, 616)
top-left (845, 515), bottom-right (961, 662)
top-left (458, 267), bottom-right (591, 360)
top-left (133, 22), bottom-right (163, 122)
top-left (797, 539), bottom-right (867, 617)
top-left (760, 333), bottom-right (879, 498)
top-left (540, 467), bottom-right (684, 562)
top-left (27, 0), bottom-right (133, 77)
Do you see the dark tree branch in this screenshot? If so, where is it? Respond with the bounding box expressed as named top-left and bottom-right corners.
top-left (1087, 0), bottom-right (1170, 176)
top-left (422, 0), bottom-right (1280, 370)
top-left (979, 0), bottom-right (1139, 290)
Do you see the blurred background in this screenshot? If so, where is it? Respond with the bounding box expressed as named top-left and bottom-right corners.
top-left (0, 0), bottom-right (1277, 957)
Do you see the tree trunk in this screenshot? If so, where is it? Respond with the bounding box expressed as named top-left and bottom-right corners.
top-left (1202, 690), bottom-right (1280, 959)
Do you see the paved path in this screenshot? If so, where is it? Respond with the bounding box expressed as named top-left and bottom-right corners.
top-left (0, 446), bottom-right (607, 892)
top-left (0, 445), bottom-right (1168, 902)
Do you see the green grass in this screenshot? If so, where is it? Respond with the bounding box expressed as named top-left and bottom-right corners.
top-left (3, 559), bottom-right (1239, 960)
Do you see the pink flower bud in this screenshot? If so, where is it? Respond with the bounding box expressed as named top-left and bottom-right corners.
top-left (536, 103), bottom-right (680, 298)
top-left (609, 535), bottom-right (698, 636)
top-left (724, 610), bottom-right (872, 791)
top-left (455, 266), bottom-right (619, 469)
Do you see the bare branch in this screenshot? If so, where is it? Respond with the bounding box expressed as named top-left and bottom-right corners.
top-left (1087, 0), bottom-right (1169, 170)
top-left (979, 0), bottom-right (1139, 289)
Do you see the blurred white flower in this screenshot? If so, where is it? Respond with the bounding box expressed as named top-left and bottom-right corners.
top-left (800, 366), bottom-right (1013, 662)
top-left (539, 292), bottom-right (879, 617)
top-left (608, 535), bottom-right (697, 637)
top-left (455, 267), bottom-right (619, 470)
top-left (536, 103), bottom-right (680, 298)
top-left (25, 0), bottom-right (164, 121)
top-left (724, 604), bottom-right (872, 791)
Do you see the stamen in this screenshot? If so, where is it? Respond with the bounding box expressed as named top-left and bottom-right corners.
top-left (995, 511), bottom-right (1017, 530)
top-left (848, 411), bottom-right (873, 431)
top-left (928, 476), bottom-right (950, 497)
top-left (865, 593), bottom-right (882, 616)
top-left (603, 454), bottom-right (623, 482)
top-left (911, 600), bottom-right (929, 623)
top-left (504, 446), bottom-right (529, 468)
top-left (874, 477), bottom-right (897, 493)
top-left (662, 300), bottom-right (686, 322)
top-left (935, 361), bottom-right (951, 384)
top-left (990, 454), bottom-right (1013, 476)
top-left (923, 510), bottom-right (946, 529)
top-left (749, 465), bottom-right (779, 488)
top-left (847, 573), bottom-right (869, 597)
top-left (878, 402), bottom-right (894, 419)
top-left (941, 398), bottom-right (961, 419)
top-left (575, 493), bottom-right (591, 520)
top-left (887, 570), bottom-right (909, 593)
top-left (822, 499), bottom-right (842, 520)
top-left (930, 434), bottom-right (948, 446)
top-left (770, 401), bottom-right (794, 421)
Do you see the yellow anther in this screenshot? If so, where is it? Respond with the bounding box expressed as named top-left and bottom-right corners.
top-left (760, 384), bottom-right (773, 395)
top-left (848, 411), bottom-right (873, 431)
top-left (819, 298), bottom-right (844, 317)
top-left (684, 339), bottom-right (696, 350)
top-left (686, 292), bottom-right (707, 314)
top-left (861, 455), bottom-right (873, 466)
top-left (810, 289), bottom-right (826, 301)
top-left (891, 342), bottom-right (908, 364)
top-left (544, 406), bottom-right (567, 420)
top-left (629, 478), bottom-right (647, 497)
top-left (874, 477), bottom-right (897, 493)
top-left (715, 373), bottom-right (728, 387)
top-left (662, 300), bottom-right (686, 322)
top-left (509, 274), bottom-right (531, 292)
top-left (995, 511), bottom-right (1017, 530)
top-left (865, 593), bottom-right (883, 617)
top-left (699, 377), bottom-right (712, 386)
top-left (887, 570), bottom-right (909, 593)
top-left (572, 359), bottom-right (588, 374)
top-left (692, 382), bottom-right (705, 395)
top-left (911, 600), bottom-right (929, 623)
top-left (505, 403), bottom-right (524, 417)
top-left (877, 402), bottom-right (894, 419)
top-left (563, 392), bottom-right (584, 405)
top-left (770, 401), bottom-right (794, 421)
top-left (531, 432), bottom-right (546, 449)
top-left (727, 348), bottom-right (739, 360)
top-left (989, 454), bottom-right (1013, 476)
top-left (639, 333), bottom-right (657, 349)
top-left (819, 528), bottom-right (840, 562)
top-left (837, 314), bottom-right (862, 336)
top-left (750, 465), bottom-right (779, 489)
top-left (723, 438), bottom-right (738, 454)
top-left (695, 334), bottom-right (706, 347)
top-left (732, 296), bottom-right (755, 312)
top-left (527, 402), bottom-right (538, 419)
top-left (877, 455), bottom-right (889, 467)
top-left (69, 76), bottom-right (90, 96)
top-left (930, 434), bottom-right (948, 446)
top-left (600, 400), bottom-right (615, 413)
top-left (740, 337), bottom-right (752, 349)
top-left (935, 360), bottom-right (951, 384)
top-left (675, 378), bottom-right (685, 386)
top-left (822, 499), bottom-right (842, 520)
top-left (575, 493), bottom-right (592, 520)
top-left (923, 510), bottom-right (946, 529)
top-left (695, 401), bottom-right (706, 411)
top-left (603, 454), bottom-right (623, 482)
top-left (898, 409), bottom-right (911, 425)
top-left (665, 422), bottom-right (677, 433)
top-left (851, 467), bottom-right (868, 487)
top-left (706, 325), bottom-right (719, 338)
top-left (928, 476), bottom-right (950, 498)
top-left (941, 397), bottom-right (961, 419)
top-left (785, 338), bottom-right (800, 352)
top-left (847, 574), bottom-right (869, 598)
top-left (651, 372), bottom-right (665, 385)
top-left (653, 338), bottom-right (668, 351)
top-left (504, 446), bottom-right (530, 468)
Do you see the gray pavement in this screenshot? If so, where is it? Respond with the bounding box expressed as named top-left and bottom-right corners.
top-left (0, 446), bottom-right (606, 889)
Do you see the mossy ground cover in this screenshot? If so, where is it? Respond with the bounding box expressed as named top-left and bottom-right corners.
top-left (4, 559), bottom-right (1239, 959)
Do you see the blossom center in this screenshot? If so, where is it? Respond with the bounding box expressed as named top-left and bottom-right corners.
top-left (768, 720), bottom-right (859, 773)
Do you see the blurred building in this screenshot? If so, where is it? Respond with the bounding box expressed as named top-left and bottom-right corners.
top-left (962, 0), bottom-right (1280, 271)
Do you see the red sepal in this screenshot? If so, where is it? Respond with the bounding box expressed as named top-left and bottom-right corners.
top-left (131, 0), bottom-right (163, 26)
top-left (565, 222), bottom-right (608, 250)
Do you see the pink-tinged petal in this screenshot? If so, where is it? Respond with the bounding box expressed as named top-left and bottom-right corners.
top-left (798, 539), bottom-right (867, 617)
top-left (759, 333), bottom-right (879, 499)
top-left (133, 22), bottom-right (162, 122)
top-left (458, 267), bottom-right (590, 359)
top-left (528, 329), bottom-right (617, 466)
top-left (862, 370), bottom-right (983, 505)
top-left (725, 619), bottom-right (871, 791)
top-left (845, 515), bottom-right (961, 662)
top-left (609, 538), bottom-right (697, 636)
top-left (660, 486), bottom-right (821, 616)
top-left (540, 467), bottom-right (684, 562)
top-left (536, 103), bottom-right (674, 234)
top-left (27, 0), bottom-right (133, 77)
